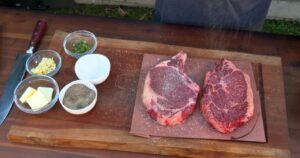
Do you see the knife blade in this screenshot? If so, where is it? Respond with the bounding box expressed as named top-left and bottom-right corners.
top-left (0, 20), bottom-right (47, 125)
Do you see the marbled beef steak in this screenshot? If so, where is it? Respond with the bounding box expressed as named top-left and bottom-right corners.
top-left (201, 59), bottom-right (254, 133)
top-left (142, 51), bottom-right (200, 126)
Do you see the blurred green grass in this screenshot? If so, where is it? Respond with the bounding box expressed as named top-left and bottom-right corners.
top-left (262, 19), bottom-right (300, 36)
top-left (47, 5), bottom-right (154, 21)
top-left (47, 4), bottom-right (300, 36)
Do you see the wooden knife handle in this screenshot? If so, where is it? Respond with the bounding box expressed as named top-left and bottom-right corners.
top-left (28, 20), bottom-right (47, 51)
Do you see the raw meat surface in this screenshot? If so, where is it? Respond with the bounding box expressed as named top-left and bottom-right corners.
top-left (142, 51), bottom-right (200, 126)
top-left (201, 59), bottom-right (254, 133)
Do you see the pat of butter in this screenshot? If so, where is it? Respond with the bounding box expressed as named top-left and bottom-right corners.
top-left (37, 87), bottom-right (53, 102)
top-left (26, 91), bottom-right (49, 111)
top-left (19, 87), bottom-right (36, 103)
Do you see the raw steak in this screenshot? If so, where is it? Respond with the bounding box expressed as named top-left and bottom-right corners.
top-left (142, 51), bottom-right (200, 126)
top-left (201, 59), bottom-right (254, 133)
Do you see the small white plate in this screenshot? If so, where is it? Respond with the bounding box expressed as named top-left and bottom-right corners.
top-left (59, 80), bottom-right (97, 115)
top-left (75, 54), bottom-right (111, 85)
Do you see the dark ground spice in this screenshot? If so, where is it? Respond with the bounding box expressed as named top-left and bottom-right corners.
top-left (63, 84), bottom-right (96, 110)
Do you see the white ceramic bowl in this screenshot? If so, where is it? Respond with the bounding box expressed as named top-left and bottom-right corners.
top-left (59, 80), bottom-right (97, 115)
top-left (75, 54), bottom-right (110, 85)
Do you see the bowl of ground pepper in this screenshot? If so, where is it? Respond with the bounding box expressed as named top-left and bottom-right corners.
top-left (63, 30), bottom-right (97, 59)
top-left (59, 80), bottom-right (97, 115)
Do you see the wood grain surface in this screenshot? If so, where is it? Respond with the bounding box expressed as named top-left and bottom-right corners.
top-left (0, 8), bottom-right (299, 158)
top-left (6, 30), bottom-right (289, 158)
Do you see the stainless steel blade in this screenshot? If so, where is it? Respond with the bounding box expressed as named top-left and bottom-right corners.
top-left (0, 20), bottom-right (46, 125)
top-left (0, 53), bottom-right (31, 125)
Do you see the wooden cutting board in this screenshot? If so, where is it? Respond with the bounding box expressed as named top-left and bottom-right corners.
top-left (7, 30), bottom-right (290, 158)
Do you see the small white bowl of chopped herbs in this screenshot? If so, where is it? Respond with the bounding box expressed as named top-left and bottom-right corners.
top-left (59, 80), bottom-right (97, 115)
top-left (63, 30), bottom-right (97, 59)
top-left (26, 49), bottom-right (62, 77)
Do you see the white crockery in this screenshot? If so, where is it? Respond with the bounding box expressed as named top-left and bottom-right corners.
top-left (59, 80), bottom-right (97, 115)
top-left (75, 54), bottom-right (111, 85)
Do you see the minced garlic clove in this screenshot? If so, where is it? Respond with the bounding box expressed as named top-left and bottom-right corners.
top-left (31, 57), bottom-right (56, 75)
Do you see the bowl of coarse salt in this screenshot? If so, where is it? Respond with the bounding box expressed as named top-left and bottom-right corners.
top-left (74, 54), bottom-right (111, 85)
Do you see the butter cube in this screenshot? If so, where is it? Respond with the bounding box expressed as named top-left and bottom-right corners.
top-left (19, 87), bottom-right (36, 103)
top-left (37, 87), bottom-right (53, 102)
top-left (26, 91), bottom-right (49, 111)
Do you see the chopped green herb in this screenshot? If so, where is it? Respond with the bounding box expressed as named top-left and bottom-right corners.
top-left (72, 40), bottom-right (92, 54)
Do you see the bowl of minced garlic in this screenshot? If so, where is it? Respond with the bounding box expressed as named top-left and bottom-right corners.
top-left (26, 50), bottom-right (62, 77)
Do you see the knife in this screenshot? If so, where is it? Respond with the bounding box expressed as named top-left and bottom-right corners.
top-left (0, 20), bottom-right (47, 125)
